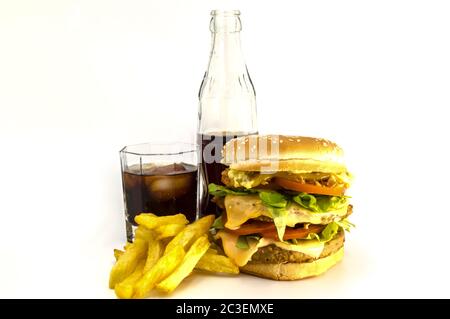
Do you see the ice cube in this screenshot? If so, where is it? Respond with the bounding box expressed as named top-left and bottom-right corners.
top-left (145, 163), bottom-right (187, 175)
top-left (146, 173), bottom-right (194, 201)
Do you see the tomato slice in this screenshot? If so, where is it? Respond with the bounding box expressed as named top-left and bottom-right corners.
top-left (262, 224), bottom-right (325, 240)
top-left (274, 177), bottom-right (346, 196)
top-left (227, 222), bottom-right (325, 241)
top-left (227, 221), bottom-right (275, 236)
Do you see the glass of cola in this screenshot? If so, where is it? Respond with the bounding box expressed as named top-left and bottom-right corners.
top-left (119, 143), bottom-right (198, 242)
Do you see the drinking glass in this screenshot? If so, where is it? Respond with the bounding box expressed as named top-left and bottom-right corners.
top-left (120, 143), bottom-right (198, 242)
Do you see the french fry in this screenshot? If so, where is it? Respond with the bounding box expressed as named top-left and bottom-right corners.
top-left (165, 215), bottom-right (214, 253)
top-left (155, 223), bottom-right (186, 240)
top-left (134, 225), bottom-right (155, 241)
top-left (114, 260), bottom-right (145, 299)
top-left (144, 236), bottom-right (163, 273)
top-left (195, 253), bottom-right (239, 275)
top-left (109, 238), bottom-right (147, 289)
top-left (135, 213), bottom-right (188, 229)
top-left (114, 249), bottom-right (124, 261)
top-left (133, 246), bottom-right (185, 298)
top-left (157, 235), bottom-right (210, 294)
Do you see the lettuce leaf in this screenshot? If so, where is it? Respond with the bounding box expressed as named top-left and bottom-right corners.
top-left (320, 222), bottom-right (340, 242)
top-left (236, 235), bottom-right (250, 249)
top-left (258, 191), bottom-right (288, 208)
top-left (208, 184), bottom-right (253, 197)
top-left (314, 219), bottom-right (355, 243)
top-left (292, 193), bottom-right (347, 213)
top-left (236, 234), bottom-right (261, 249)
top-left (304, 232), bottom-right (321, 241)
top-left (335, 219), bottom-right (355, 232)
top-left (212, 215), bottom-right (224, 230)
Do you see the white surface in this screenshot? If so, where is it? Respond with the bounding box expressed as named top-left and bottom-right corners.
top-left (1, 0), bottom-right (450, 298)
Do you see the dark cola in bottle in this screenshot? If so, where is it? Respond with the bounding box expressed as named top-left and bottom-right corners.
top-left (197, 10), bottom-right (258, 216)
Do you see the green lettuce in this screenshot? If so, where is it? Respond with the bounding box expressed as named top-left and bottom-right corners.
top-left (335, 219), bottom-right (355, 232)
top-left (236, 234), bottom-right (261, 249)
top-left (208, 184), bottom-right (253, 197)
top-left (209, 183), bottom-right (347, 213)
top-left (212, 215), bottom-right (224, 230)
top-left (320, 222), bottom-right (340, 242)
top-left (304, 219), bottom-right (355, 243)
top-left (258, 191), bottom-right (288, 208)
top-left (292, 193), bottom-right (348, 213)
top-left (236, 236), bottom-right (249, 249)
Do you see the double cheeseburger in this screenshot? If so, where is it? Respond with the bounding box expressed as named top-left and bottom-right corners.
top-left (209, 135), bottom-right (353, 280)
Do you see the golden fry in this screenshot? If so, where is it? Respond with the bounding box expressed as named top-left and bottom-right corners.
top-left (144, 237), bottom-right (163, 273)
top-left (165, 215), bottom-right (214, 254)
top-left (133, 246), bottom-right (185, 298)
top-left (134, 225), bottom-right (155, 241)
top-left (109, 238), bottom-right (147, 289)
top-left (196, 253), bottom-right (239, 275)
top-left (135, 213), bottom-right (188, 229)
top-left (114, 249), bottom-right (124, 261)
top-left (155, 224), bottom-right (186, 240)
top-left (157, 235), bottom-right (210, 294)
top-left (114, 260), bottom-right (145, 299)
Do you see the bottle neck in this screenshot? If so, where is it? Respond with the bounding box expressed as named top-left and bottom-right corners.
top-left (208, 13), bottom-right (246, 73)
top-left (198, 11), bottom-right (257, 135)
top-left (208, 32), bottom-right (245, 73)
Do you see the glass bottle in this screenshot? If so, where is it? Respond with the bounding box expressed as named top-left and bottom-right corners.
top-left (197, 10), bottom-right (258, 216)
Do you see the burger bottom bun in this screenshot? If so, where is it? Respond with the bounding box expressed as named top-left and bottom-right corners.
top-left (241, 247), bottom-right (344, 281)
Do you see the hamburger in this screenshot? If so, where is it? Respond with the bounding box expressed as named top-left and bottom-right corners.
top-left (208, 135), bottom-right (353, 280)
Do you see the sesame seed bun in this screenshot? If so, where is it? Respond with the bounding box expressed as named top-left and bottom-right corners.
top-left (221, 135), bottom-right (347, 173)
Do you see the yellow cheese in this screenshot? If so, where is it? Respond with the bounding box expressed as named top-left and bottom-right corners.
top-left (215, 231), bottom-right (325, 267)
top-left (215, 231), bottom-right (261, 267)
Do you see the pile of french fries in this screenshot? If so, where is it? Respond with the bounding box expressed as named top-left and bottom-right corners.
top-left (109, 214), bottom-right (239, 298)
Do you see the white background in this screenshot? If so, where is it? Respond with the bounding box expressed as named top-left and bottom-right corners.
top-left (1, 0), bottom-right (450, 298)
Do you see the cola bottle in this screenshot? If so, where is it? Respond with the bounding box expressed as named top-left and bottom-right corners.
top-left (197, 10), bottom-right (258, 216)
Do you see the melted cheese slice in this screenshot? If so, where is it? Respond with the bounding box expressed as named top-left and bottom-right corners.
top-left (224, 194), bottom-right (349, 230)
top-left (216, 231), bottom-right (325, 267)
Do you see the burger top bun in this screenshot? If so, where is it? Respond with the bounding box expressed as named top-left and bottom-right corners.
top-left (222, 135), bottom-right (347, 173)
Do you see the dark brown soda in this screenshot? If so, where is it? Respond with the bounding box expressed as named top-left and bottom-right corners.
top-left (122, 163), bottom-right (197, 224)
top-left (198, 132), bottom-right (255, 216)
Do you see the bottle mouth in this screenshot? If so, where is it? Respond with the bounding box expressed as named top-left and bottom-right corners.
top-left (210, 10), bottom-right (240, 17)
top-left (210, 10), bottom-right (242, 33)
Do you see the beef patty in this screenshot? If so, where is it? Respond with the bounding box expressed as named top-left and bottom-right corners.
top-left (249, 230), bottom-right (345, 264)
